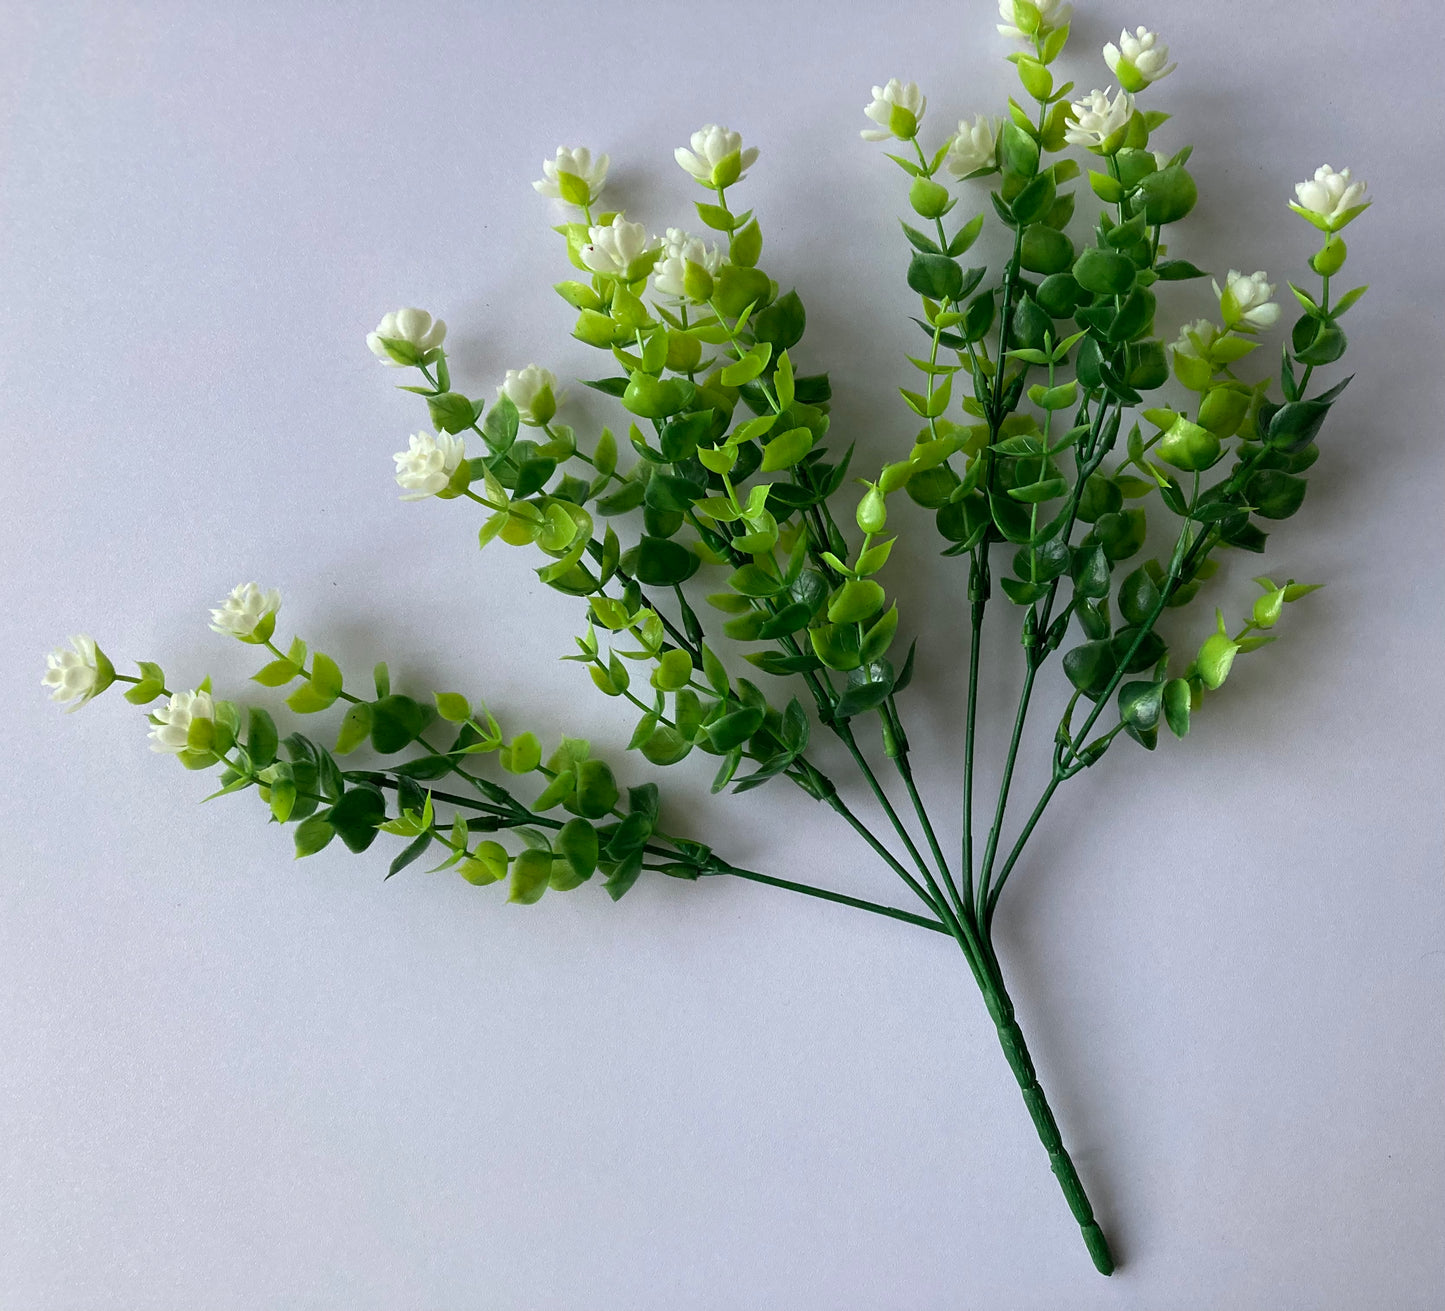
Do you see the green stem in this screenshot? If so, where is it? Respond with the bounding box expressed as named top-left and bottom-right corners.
top-left (696, 860), bottom-right (950, 935)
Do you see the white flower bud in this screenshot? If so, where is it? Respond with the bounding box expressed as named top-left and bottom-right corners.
top-left (1171, 318), bottom-right (1220, 362)
top-left (861, 80), bottom-right (927, 142)
top-left (997, 0), bottom-right (1072, 40)
top-left (208, 583), bottom-right (281, 644)
top-left (1103, 27), bottom-right (1175, 92)
top-left (944, 115), bottom-right (1001, 178)
top-left (651, 228), bottom-right (726, 301)
top-left (579, 214), bottom-right (653, 279)
top-left (497, 365), bottom-right (560, 427)
top-left (1063, 88), bottom-right (1135, 151)
top-left (1214, 270), bottom-right (1280, 332)
top-left (1291, 164), bottom-right (1369, 230)
top-left (674, 125), bottom-right (759, 188)
top-left (148, 689), bottom-right (215, 754)
top-left (42, 634), bottom-right (113, 711)
top-left (393, 430), bottom-right (467, 501)
top-left (532, 146), bottom-right (609, 209)
top-left (367, 308), bottom-right (447, 367)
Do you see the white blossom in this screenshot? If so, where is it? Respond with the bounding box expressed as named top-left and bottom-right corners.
top-left (1291, 164), bottom-right (1368, 228)
top-left (944, 115), bottom-right (1000, 178)
top-left (41, 634), bottom-right (110, 710)
top-left (997, 0), bottom-right (1072, 40)
top-left (579, 214), bottom-right (652, 278)
top-left (1063, 87), bottom-right (1134, 150)
top-left (1103, 27), bottom-right (1175, 91)
top-left (208, 583), bottom-right (281, 643)
top-left (1171, 318), bottom-right (1220, 362)
top-left (675, 125), bottom-right (759, 187)
top-left (532, 146), bottom-right (609, 208)
top-left (1214, 270), bottom-right (1280, 331)
top-left (148, 689), bottom-right (215, 755)
top-left (652, 228), bottom-right (726, 300)
top-left (393, 430), bottom-right (466, 500)
top-left (861, 80), bottom-right (927, 142)
top-left (367, 308), bottom-right (447, 367)
top-left (497, 365), bottom-right (559, 427)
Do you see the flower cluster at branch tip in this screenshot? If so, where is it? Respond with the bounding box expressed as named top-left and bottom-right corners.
top-left (861, 80), bottom-right (927, 142)
top-left (497, 365), bottom-right (559, 427)
top-left (997, 0), bottom-right (1072, 40)
top-left (533, 146), bottom-right (609, 209)
top-left (42, 634), bottom-right (112, 710)
top-left (366, 308), bottom-right (446, 368)
top-left (393, 430), bottom-right (466, 500)
top-left (208, 583), bottom-right (281, 643)
top-left (1290, 164), bottom-right (1369, 231)
top-left (148, 690), bottom-right (214, 755)
top-left (1103, 27), bottom-right (1175, 91)
top-left (652, 227), bottom-right (726, 302)
top-left (944, 115), bottom-right (1001, 178)
top-left (1064, 87), bottom-right (1134, 150)
top-left (1214, 269), bottom-right (1280, 331)
top-left (580, 215), bottom-right (653, 279)
top-left (675, 125), bottom-right (758, 188)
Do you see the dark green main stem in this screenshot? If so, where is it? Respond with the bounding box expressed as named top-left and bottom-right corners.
top-left (978, 952), bottom-right (1115, 1276)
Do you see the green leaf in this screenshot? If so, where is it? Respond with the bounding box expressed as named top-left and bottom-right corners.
top-left (729, 218), bottom-right (763, 267)
top-left (508, 848), bottom-right (552, 904)
top-left (1117, 565), bottom-right (1161, 625)
top-left (1020, 224), bottom-right (1074, 275)
top-left (502, 731), bottom-right (542, 775)
top-left (1163, 678), bottom-right (1192, 738)
top-left (1117, 680), bottom-right (1163, 749)
top-left (1063, 640), bottom-right (1116, 699)
top-left (603, 850), bottom-right (645, 901)
top-left (827, 579), bottom-right (886, 624)
top-left (368, 694), bottom-right (425, 754)
top-left (245, 707), bottom-right (279, 769)
top-left (556, 818), bottom-right (599, 882)
top-left (1137, 165), bottom-right (1197, 225)
top-left (707, 706), bottom-right (765, 752)
top-left (760, 426), bottom-right (814, 471)
top-left (286, 651), bottom-right (344, 714)
top-left (623, 537), bottom-right (699, 587)
top-left (906, 253), bottom-right (964, 301)
top-left (574, 759), bottom-right (620, 818)
top-left (1072, 247), bottom-right (1136, 296)
top-left (329, 786), bottom-right (386, 852)
top-left (387, 831), bottom-right (433, 880)
top-left (253, 658), bottom-right (302, 687)
top-left (293, 815), bottom-right (336, 858)
top-left (1245, 470), bottom-right (1308, 520)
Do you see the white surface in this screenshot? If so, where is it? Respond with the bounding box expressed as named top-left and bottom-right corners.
top-left (3, 1), bottom-right (1443, 1306)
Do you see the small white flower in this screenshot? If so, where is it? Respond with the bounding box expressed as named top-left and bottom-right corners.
top-left (675, 125), bottom-right (759, 188)
top-left (367, 308), bottom-right (447, 367)
top-left (579, 214), bottom-right (653, 278)
top-left (208, 583), bottom-right (281, 643)
top-left (1103, 27), bottom-right (1175, 91)
top-left (1214, 270), bottom-right (1280, 332)
top-left (497, 365), bottom-right (560, 427)
top-left (42, 634), bottom-right (111, 710)
top-left (1291, 164), bottom-right (1368, 229)
top-left (1171, 318), bottom-right (1220, 362)
top-left (149, 689), bottom-right (215, 755)
top-left (997, 0), bottom-right (1072, 40)
top-left (393, 430), bottom-right (466, 501)
top-left (944, 115), bottom-right (1001, 178)
top-left (532, 145), bottom-right (609, 209)
top-left (1063, 87), bottom-right (1135, 150)
top-left (652, 228), bottom-right (726, 301)
top-left (861, 80), bottom-right (927, 142)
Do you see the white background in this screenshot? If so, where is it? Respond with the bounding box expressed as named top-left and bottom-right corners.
top-left (3, 1), bottom-right (1443, 1306)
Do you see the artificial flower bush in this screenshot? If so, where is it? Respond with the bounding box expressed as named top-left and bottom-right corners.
top-left (48, 3), bottom-right (1369, 1274)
